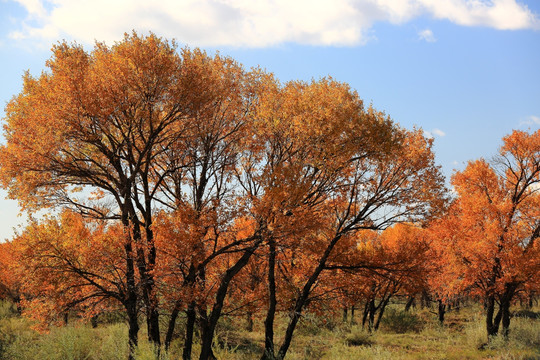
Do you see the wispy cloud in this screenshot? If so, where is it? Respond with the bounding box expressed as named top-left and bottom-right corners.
top-left (418, 28), bottom-right (436, 42)
top-left (432, 128), bottom-right (446, 137)
top-left (520, 115), bottom-right (540, 126)
top-left (6, 0), bottom-right (540, 47)
top-left (424, 128), bottom-right (446, 138)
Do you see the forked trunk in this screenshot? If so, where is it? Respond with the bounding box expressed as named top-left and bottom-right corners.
top-left (199, 239), bottom-right (262, 360)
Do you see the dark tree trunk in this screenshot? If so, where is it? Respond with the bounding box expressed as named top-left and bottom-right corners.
top-left (501, 300), bottom-right (511, 338)
top-left (127, 302), bottom-right (139, 360)
top-left (262, 239), bottom-right (277, 360)
top-left (374, 296), bottom-right (391, 331)
top-left (125, 202), bottom-right (161, 349)
top-left (350, 305), bottom-right (356, 324)
top-left (500, 283), bottom-right (517, 338)
top-left (421, 290), bottom-right (430, 309)
top-left (368, 299), bottom-right (376, 332)
top-left (405, 296), bottom-right (415, 312)
top-left (183, 302), bottom-right (197, 360)
top-left (486, 295), bottom-right (502, 337)
top-left (133, 227), bottom-right (161, 348)
top-left (274, 234), bottom-right (343, 360)
top-left (343, 306), bottom-right (348, 323)
top-left (437, 300), bottom-right (446, 325)
top-left (165, 300), bottom-right (181, 351)
top-left (199, 239), bottom-right (262, 360)
top-left (123, 225), bottom-right (140, 360)
top-left (246, 311), bottom-right (254, 332)
top-left (145, 236), bottom-right (161, 349)
top-left (91, 315), bottom-right (98, 328)
top-left (362, 301), bottom-right (370, 328)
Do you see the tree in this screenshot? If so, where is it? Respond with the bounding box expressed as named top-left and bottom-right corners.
top-left (147, 49), bottom-right (265, 359)
top-left (355, 224), bottom-right (430, 331)
top-left (9, 210), bottom-right (129, 332)
top-left (0, 32), bottom-right (262, 357)
top-left (0, 31), bottom-right (449, 359)
top-left (435, 129), bottom-right (540, 339)
top-left (0, 240), bottom-right (24, 309)
top-left (254, 106), bottom-right (447, 358)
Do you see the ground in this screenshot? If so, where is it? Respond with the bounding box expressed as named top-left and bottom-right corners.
top-left (0, 301), bottom-right (538, 359)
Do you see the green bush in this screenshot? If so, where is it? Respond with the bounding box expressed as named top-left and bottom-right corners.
top-left (513, 310), bottom-right (540, 320)
top-left (345, 328), bottom-right (374, 347)
top-left (0, 301), bottom-right (18, 320)
top-left (380, 308), bottom-right (423, 334)
top-left (297, 312), bottom-right (338, 336)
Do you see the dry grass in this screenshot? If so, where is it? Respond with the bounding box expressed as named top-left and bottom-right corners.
top-left (0, 300), bottom-right (538, 360)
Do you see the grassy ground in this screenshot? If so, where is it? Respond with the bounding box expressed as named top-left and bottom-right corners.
top-left (0, 301), bottom-right (538, 359)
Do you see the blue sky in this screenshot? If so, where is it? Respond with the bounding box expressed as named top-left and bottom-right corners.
top-left (0, 0), bottom-right (539, 241)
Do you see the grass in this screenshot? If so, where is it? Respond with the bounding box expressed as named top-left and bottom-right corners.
top-left (0, 300), bottom-right (538, 359)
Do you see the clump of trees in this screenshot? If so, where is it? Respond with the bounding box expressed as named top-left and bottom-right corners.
top-left (0, 32), bottom-right (537, 360)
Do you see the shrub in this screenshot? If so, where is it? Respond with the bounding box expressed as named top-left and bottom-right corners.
top-left (345, 328), bottom-right (374, 347)
top-left (509, 317), bottom-right (540, 349)
top-left (380, 309), bottom-right (423, 334)
top-left (0, 301), bottom-right (18, 320)
top-left (297, 313), bottom-right (338, 336)
top-left (513, 310), bottom-right (540, 320)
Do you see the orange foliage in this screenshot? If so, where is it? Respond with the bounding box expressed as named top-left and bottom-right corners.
top-left (431, 129), bottom-right (540, 336)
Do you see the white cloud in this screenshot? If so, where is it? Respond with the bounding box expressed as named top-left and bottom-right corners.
top-left (520, 115), bottom-right (540, 126)
top-left (424, 128), bottom-right (446, 138)
top-left (527, 115), bottom-right (540, 124)
top-left (418, 28), bottom-right (436, 42)
top-left (418, 0), bottom-right (539, 30)
top-left (12, 0), bottom-right (47, 19)
top-left (432, 128), bottom-right (446, 137)
top-left (6, 0), bottom-right (540, 48)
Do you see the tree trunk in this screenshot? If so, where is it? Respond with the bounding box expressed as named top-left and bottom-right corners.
top-left (343, 306), bottom-right (348, 323)
top-left (183, 302), bottom-right (197, 360)
top-left (362, 301), bottom-right (369, 328)
top-left (374, 296), bottom-right (391, 331)
top-left (127, 302), bottom-right (139, 360)
top-left (199, 239), bottom-right (262, 360)
top-left (350, 305), bottom-right (356, 324)
top-left (438, 300), bottom-right (446, 325)
top-left (145, 226), bottom-right (161, 349)
top-left (165, 300), bottom-right (181, 351)
top-left (405, 296), bottom-right (415, 312)
top-left (123, 226), bottom-right (140, 360)
top-left (500, 283), bottom-right (517, 338)
top-left (246, 311), bottom-right (254, 332)
top-left (421, 290), bottom-right (430, 308)
top-left (125, 201), bottom-right (161, 349)
top-left (486, 295), bottom-right (502, 337)
top-left (262, 239), bottom-right (277, 360)
top-left (274, 234), bottom-right (345, 360)
top-left (91, 315), bottom-right (98, 328)
top-left (501, 300), bottom-right (511, 338)
top-left (368, 299), bottom-right (376, 332)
